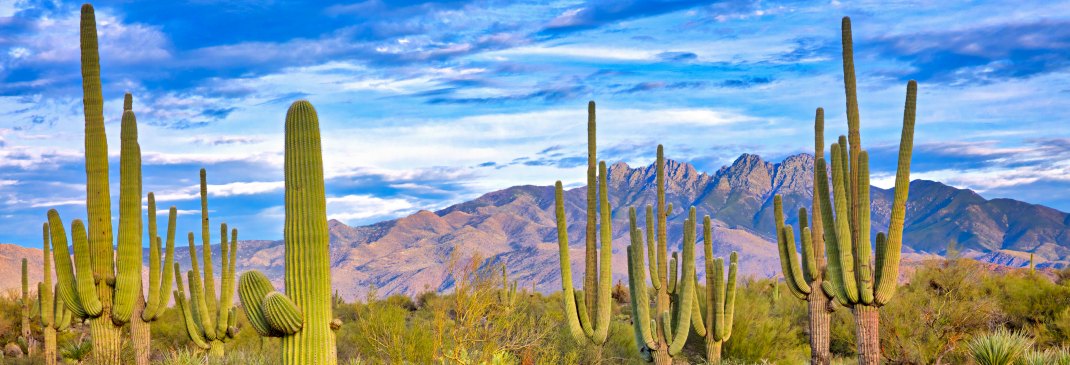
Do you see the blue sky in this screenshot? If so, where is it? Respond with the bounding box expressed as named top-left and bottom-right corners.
top-left (1, 0), bottom-right (1069, 246)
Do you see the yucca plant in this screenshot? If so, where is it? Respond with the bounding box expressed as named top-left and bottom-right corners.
top-left (966, 329), bottom-right (1031, 365)
top-left (1019, 349), bottom-right (1054, 365)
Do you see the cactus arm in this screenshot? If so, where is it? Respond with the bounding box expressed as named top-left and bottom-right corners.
top-left (645, 205), bottom-right (660, 290)
top-left (712, 257), bottom-right (725, 339)
top-left (627, 208), bottom-right (656, 348)
top-left (198, 170), bottom-right (219, 320)
top-left (238, 271), bottom-right (280, 337)
top-left (144, 194), bottom-right (162, 320)
top-left (112, 95), bottom-right (143, 324)
top-left (154, 208), bottom-right (177, 320)
top-left (722, 252), bottom-right (738, 341)
top-left (215, 224), bottom-right (232, 339)
top-left (667, 208), bottom-right (696, 355)
top-left (217, 228), bottom-right (238, 339)
top-left (660, 311), bottom-right (673, 346)
top-left (46, 211), bottom-right (87, 318)
top-left (855, 151), bottom-right (874, 305)
top-left (691, 279), bottom-right (706, 338)
top-left (591, 162), bottom-right (613, 343)
top-left (56, 285), bottom-right (72, 331)
top-left (263, 292), bottom-right (303, 335)
top-left (874, 233), bottom-right (887, 294)
top-left (798, 208), bottom-right (819, 283)
top-left (774, 196), bottom-right (810, 298)
top-left (668, 253), bottom-right (678, 295)
top-left (874, 80), bottom-right (917, 306)
top-left (811, 108), bottom-right (827, 278)
top-left (655, 145), bottom-right (668, 290)
top-left (41, 224), bottom-right (54, 327)
top-left (782, 226), bottom-right (812, 294)
top-left (830, 145), bottom-right (859, 304)
top-left (71, 220), bottom-right (103, 317)
top-left (174, 289), bottom-right (211, 350)
top-left (574, 291), bottom-right (595, 339)
top-left (554, 181), bottom-right (591, 343)
top-left (80, 3), bottom-right (115, 285)
top-left (583, 102), bottom-right (598, 327)
top-left (815, 158), bottom-right (850, 306)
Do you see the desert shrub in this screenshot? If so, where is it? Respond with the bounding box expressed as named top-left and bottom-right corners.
top-left (966, 329), bottom-right (1031, 365)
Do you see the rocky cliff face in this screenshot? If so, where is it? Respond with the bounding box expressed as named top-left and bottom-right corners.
top-left (4, 153), bottom-right (1068, 299)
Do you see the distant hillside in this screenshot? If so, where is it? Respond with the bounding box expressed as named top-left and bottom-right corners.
top-left (3, 153), bottom-right (1067, 300)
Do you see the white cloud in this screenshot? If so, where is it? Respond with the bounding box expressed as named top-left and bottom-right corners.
top-left (151, 181), bottom-right (284, 202)
top-left (326, 194), bottom-right (417, 222)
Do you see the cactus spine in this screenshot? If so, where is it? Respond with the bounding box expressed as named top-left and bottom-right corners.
top-left (173, 170), bottom-right (238, 357)
top-left (42, 7), bottom-right (148, 363)
top-left (554, 101), bottom-right (613, 360)
top-left (771, 107), bottom-right (835, 365)
top-left (812, 17), bottom-right (917, 365)
top-left (238, 101), bottom-right (338, 364)
top-left (40, 223), bottom-right (73, 365)
top-left (625, 145), bottom-right (695, 365)
top-left (689, 216), bottom-right (738, 364)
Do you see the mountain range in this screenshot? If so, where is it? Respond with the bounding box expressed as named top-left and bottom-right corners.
top-left (2, 153), bottom-right (1067, 300)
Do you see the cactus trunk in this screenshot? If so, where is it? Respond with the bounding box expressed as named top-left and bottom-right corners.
top-left (132, 293), bottom-right (150, 365)
top-left (854, 305), bottom-right (880, 365)
top-left (20, 259), bottom-right (35, 356)
top-left (43, 326), bottom-right (56, 365)
top-left (705, 338), bottom-right (723, 364)
top-left (89, 309), bottom-right (123, 365)
top-left (808, 289), bottom-right (832, 365)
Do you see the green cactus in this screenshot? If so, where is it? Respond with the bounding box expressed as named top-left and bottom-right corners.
top-left (238, 100), bottom-right (339, 364)
top-left (499, 265), bottom-right (519, 307)
top-left (688, 216), bottom-right (738, 364)
top-left (20, 258), bottom-right (37, 356)
top-left (172, 169), bottom-right (238, 357)
top-left (128, 193), bottom-right (178, 365)
top-left (41, 7), bottom-right (150, 363)
top-left (40, 223), bottom-right (73, 365)
top-left (771, 281), bottom-right (781, 304)
top-left (624, 145), bottom-right (695, 365)
top-left (809, 16), bottom-right (917, 365)
top-left (771, 108), bottom-right (836, 364)
top-left (553, 101), bottom-right (613, 360)
top-left (1029, 253), bottom-right (1035, 272)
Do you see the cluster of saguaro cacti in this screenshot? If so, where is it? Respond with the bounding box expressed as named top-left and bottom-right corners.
top-left (39, 224), bottom-right (73, 365)
top-left (173, 169), bottom-right (239, 357)
top-left (239, 101), bottom-right (339, 365)
top-left (805, 16), bottom-right (917, 365)
top-left (554, 101), bottom-right (614, 361)
top-left (41, 6), bottom-right (152, 364)
top-left (624, 145), bottom-right (696, 365)
top-left (690, 216), bottom-right (738, 364)
top-left (499, 266), bottom-right (519, 307)
top-left (772, 110), bottom-right (835, 364)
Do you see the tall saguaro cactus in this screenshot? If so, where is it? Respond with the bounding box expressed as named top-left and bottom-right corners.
top-left (690, 216), bottom-right (738, 364)
top-left (42, 7), bottom-right (147, 363)
top-left (40, 223), bottom-right (73, 365)
top-left (554, 101), bottom-right (613, 361)
top-left (625, 145), bottom-right (695, 365)
top-left (772, 108), bottom-right (835, 365)
top-left (813, 16), bottom-right (917, 365)
top-left (239, 101), bottom-right (339, 365)
top-left (173, 169), bottom-right (239, 357)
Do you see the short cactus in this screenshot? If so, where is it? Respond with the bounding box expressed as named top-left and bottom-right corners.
top-left (554, 101), bottom-right (613, 360)
top-left (20, 258), bottom-right (36, 356)
top-left (39, 223), bottom-right (73, 365)
top-left (238, 101), bottom-right (338, 364)
top-left (771, 109), bottom-right (836, 364)
top-left (625, 145), bottom-right (696, 365)
top-left (499, 265), bottom-right (519, 307)
top-left (173, 169), bottom-right (239, 357)
top-left (810, 17), bottom-right (917, 365)
top-left (689, 216), bottom-right (738, 363)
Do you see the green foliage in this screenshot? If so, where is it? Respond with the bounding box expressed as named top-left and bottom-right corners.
top-left (720, 279), bottom-right (809, 363)
top-left (967, 329), bottom-right (1031, 365)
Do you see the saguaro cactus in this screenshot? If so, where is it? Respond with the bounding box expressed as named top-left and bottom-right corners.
top-left (39, 223), bottom-right (73, 365)
top-left (238, 101), bottom-right (339, 365)
top-left (812, 16), bottom-right (917, 365)
top-left (554, 101), bottom-right (613, 361)
top-left (42, 7), bottom-right (148, 362)
top-left (772, 109), bottom-right (835, 365)
top-left (133, 193), bottom-right (178, 365)
top-left (625, 145), bottom-right (695, 365)
top-left (173, 170), bottom-right (239, 357)
top-left (690, 216), bottom-right (738, 364)
top-left (20, 258), bottom-right (36, 356)
top-left (499, 266), bottom-right (519, 307)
